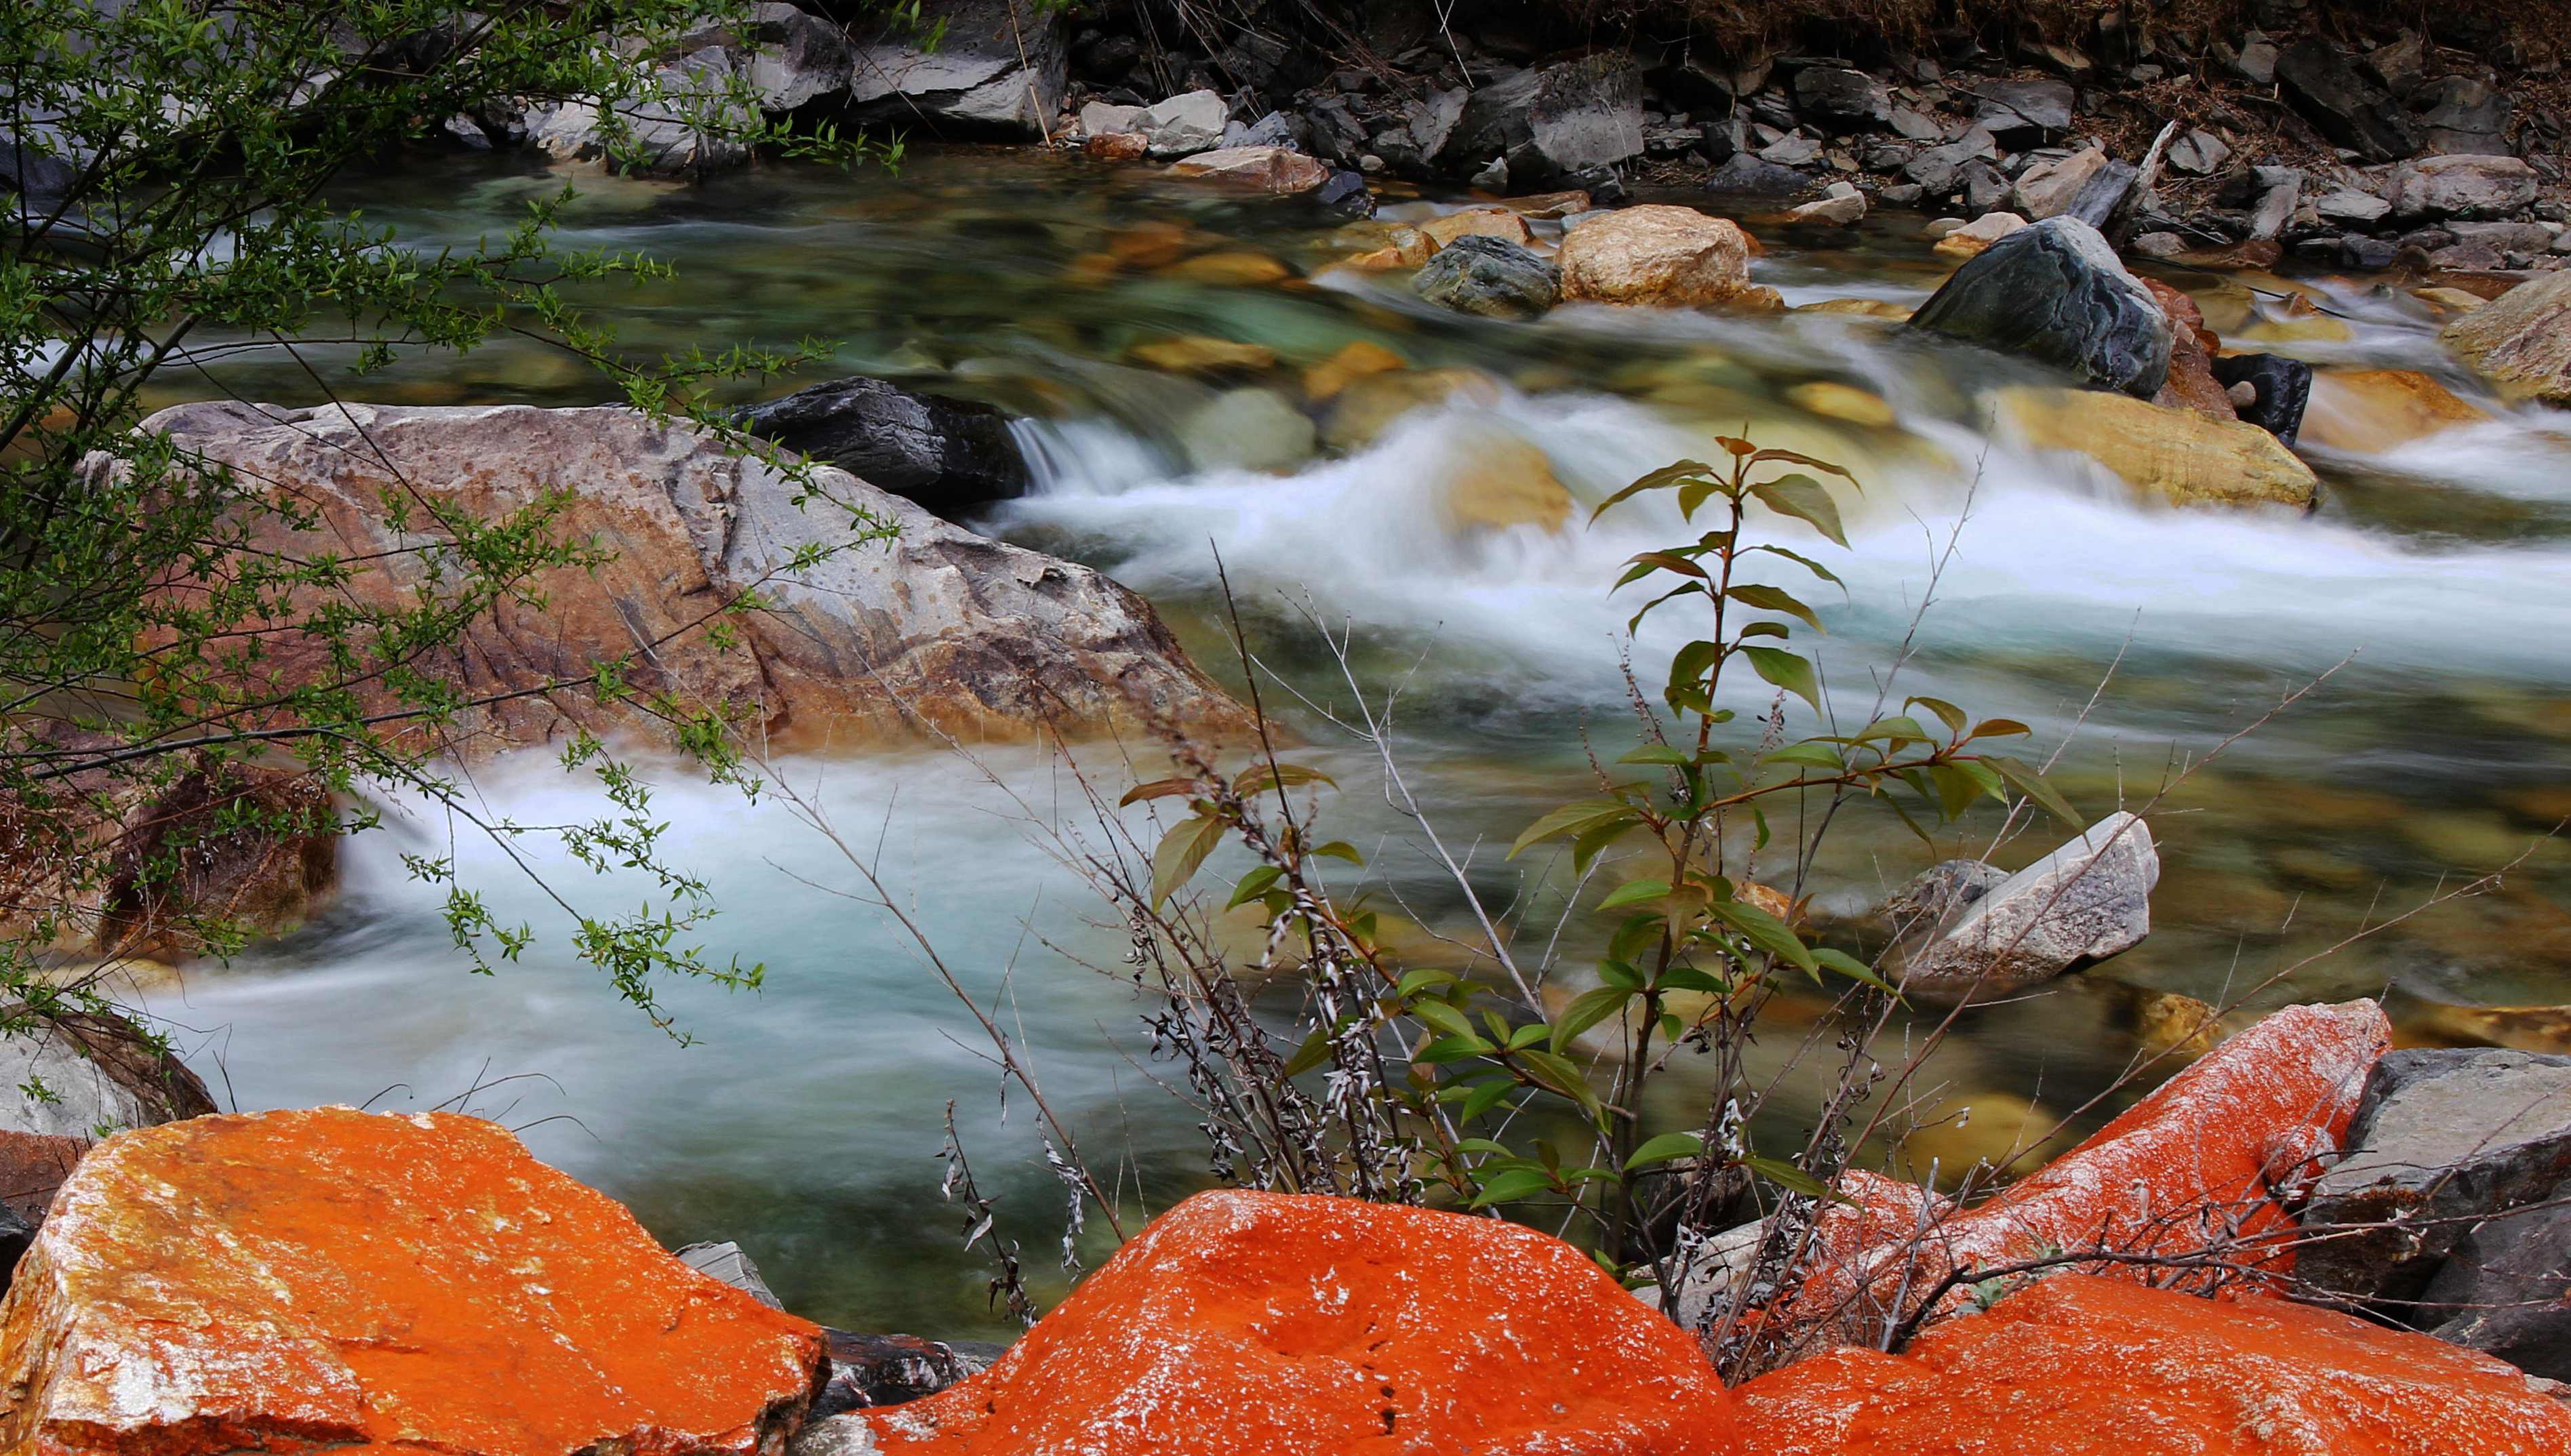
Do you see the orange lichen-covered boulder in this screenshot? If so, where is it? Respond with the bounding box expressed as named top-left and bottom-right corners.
top-left (0, 1107), bottom-right (824, 1455)
top-left (866, 1188), bottom-right (1736, 1455)
top-left (1734, 1272), bottom-right (2571, 1455)
top-left (1744, 1000), bottom-right (2391, 1359)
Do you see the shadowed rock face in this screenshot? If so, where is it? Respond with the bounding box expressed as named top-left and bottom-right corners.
top-left (1734, 1274), bottom-right (2571, 1455)
top-left (1908, 216), bottom-right (2173, 399)
top-left (111, 401), bottom-right (1248, 761)
top-left (0, 1107), bottom-right (827, 1455)
top-left (854, 1188), bottom-right (1739, 1455)
top-left (847, 0), bottom-right (1067, 139)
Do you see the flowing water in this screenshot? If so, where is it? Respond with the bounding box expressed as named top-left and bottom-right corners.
top-left (125, 146), bottom-right (2571, 1338)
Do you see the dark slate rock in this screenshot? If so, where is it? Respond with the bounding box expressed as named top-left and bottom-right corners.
top-left (0, 1203), bottom-right (30, 1291)
top-left (1313, 169), bottom-right (1376, 219)
top-left (2417, 77), bottom-right (2511, 157)
top-left (810, 1328), bottom-right (1005, 1415)
top-left (2058, 159), bottom-right (2138, 229)
top-left (2209, 354), bottom-right (2312, 447)
top-left (1439, 54), bottom-right (1643, 182)
top-left (1904, 129), bottom-right (1997, 195)
top-left (1907, 216), bottom-right (2173, 398)
top-left (1793, 66), bottom-right (1892, 126)
top-left (1412, 235), bottom-right (1558, 319)
top-left (2301, 1049), bottom-right (2571, 1306)
top-left (744, 377), bottom-right (1031, 516)
top-left (0, 127), bottom-right (79, 199)
top-left (2423, 1196), bottom-right (2571, 1379)
top-left (2274, 39), bottom-right (2420, 163)
top-left (1972, 78), bottom-right (2074, 143)
top-left (1959, 159), bottom-right (2011, 216)
top-left (1705, 153), bottom-right (1812, 196)
top-left (2342, 235), bottom-right (2400, 270)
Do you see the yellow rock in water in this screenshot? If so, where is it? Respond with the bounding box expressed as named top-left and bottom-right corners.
top-left (1422, 206), bottom-right (1536, 248)
top-left (1127, 336), bottom-right (1279, 373)
top-left (1787, 380), bottom-right (1898, 428)
top-left (2233, 310), bottom-right (2355, 345)
top-left (1340, 224), bottom-right (1440, 272)
top-left (1323, 367), bottom-right (1504, 451)
top-left (1442, 433), bottom-right (1571, 533)
top-left (2300, 369), bottom-right (2492, 453)
top-left (1897, 1091), bottom-right (2075, 1186)
top-left (1302, 340), bottom-right (1410, 402)
top-left (1161, 251), bottom-right (1295, 285)
top-left (1792, 297), bottom-right (1913, 322)
top-left (2137, 992), bottom-right (2225, 1063)
top-left (1992, 386), bottom-right (2319, 510)
top-left (1107, 220), bottom-right (1197, 268)
top-left (2412, 285), bottom-right (2490, 315)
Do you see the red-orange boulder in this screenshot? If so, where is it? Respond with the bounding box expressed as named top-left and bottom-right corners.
top-left (864, 1188), bottom-right (1736, 1455)
top-left (1745, 1000), bottom-right (2391, 1358)
top-left (1734, 1272), bottom-right (2571, 1455)
top-left (0, 1106), bottom-right (824, 1455)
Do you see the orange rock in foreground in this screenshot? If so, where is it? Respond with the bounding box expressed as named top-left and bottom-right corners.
top-left (1735, 1272), bottom-right (2571, 1455)
top-left (867, 1188), bottom-right (1736, 1455)
top-left (0, 1107), bottom-right (823, 1456)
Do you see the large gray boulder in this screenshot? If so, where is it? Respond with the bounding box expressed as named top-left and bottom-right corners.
top-left (1413, 235), bottom-right (1559, 319)
top-left (2389, 154), bottom-right (2542, 221)
top-left (743, 376), bottom-right (1029, 517)
top-left (1439, 54), bottom-right (1644, 183)
top-left (110, 401), bottom-right (1247, 757)
top-left (2423, 1198), bottom-right (2571, 1379)
top-left (1891, 812), bottom-right (2159, 1005)
top-left (2274, 39), bottom-right (2419, 162)
top-left (2300, 1049), bottom-right (2571, 1306)
top-left (1793, 67), bottom-right (1890, 127)
top-left (1134, 89), bottom-right (1227, 158)
top-left (530, 50), bottom-right (757, 177)
top-left (2443, 272), bottom-right (2571, 407)
top-left (1908, 216), bottom-right (2172, 399)
top-left (848, 0), bottom-right (1066, 139)
top-left (0, 1011), bottom-right (217, 1141)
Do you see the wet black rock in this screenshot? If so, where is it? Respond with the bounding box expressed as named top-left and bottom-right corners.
top-left (2423, 1198), bottom-right (2571, 1380)
top-left (2416, 77), bottom-right (2510, 157)
top-left (1793, 66), bottom-right (1891, 127)
top-left (744, 376), bottom-right (1031, 516)
top-left (1412, 235), bottom-right (1559, 319)
top-left (1705, 153), bottom-right (1812, 196)
top-left (1907, 216), bottom-right (2173, 398)
top-left (1970, 79), bottom-right (2073, 144)
top-left (2273, 40), bottom-right (2419, 162)
top-left (2209, 354), bottom-right (2313, 446)
top-left (810, 1329), bottom-right (1005, 1415)
top-left (2341, 235), bottom-right (2400, 270)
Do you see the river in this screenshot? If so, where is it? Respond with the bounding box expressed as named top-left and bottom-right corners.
top-left (123, 146), bottom-right (2571, 1338)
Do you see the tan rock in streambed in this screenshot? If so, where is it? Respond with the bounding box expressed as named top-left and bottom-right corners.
top-left (1419, 205), bottom-right (1534, 248)
top-left (1439, 433), bottom-right (1571, 533)
top-left (1557, 204), bottom-right (1764, 308)
top-left (2444, 270), bottom-right (2571, 405)
top-left (1164, 145), bottom-right (1331, 194)
top-left (2300, 368), bottom-right (2493, 453)
top-left (1991, 386), bottom-right (2319, 510)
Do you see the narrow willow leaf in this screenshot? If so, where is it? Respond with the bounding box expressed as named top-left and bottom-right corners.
top-left (1624, 550), bottom-right (1709, 580)
top-left (1972, 718), bottom-right (2033, 738)
top-left (1549, 985), bottom-right (1633, 1053)
top-left (1761, 742), bottom-right (1843, 771)
top-left (1813, 947), bottom-right (1897, 994)
top-left (1590, 459), bottom-right (1716, 522)
top-left (1741, 1154), bottom-right (1852, 1202)
top-left (1987, 754), bottom-right (2082, 827)
top-left (1739, 645), bottom-right (1823, 714)
top-left (1707, 896), bottom-right (1818, 972)
top-left (1625, 1130), bottom-right (1706, 1171)
top-left (1119, 777), bottom-right (1197, 806)
top-left (1595, 878), bottom-right (1671, 912)
top-left (1906, 695), bottom-right (1967, 735)
top-left (1510, 798), bottom-right (1639, 860)
top-left (1747, 473), bottom-right (1848, 547)
top-left (1149, 811), bottom-right (1227, 908)
top-left (1749, 543), bottom-right (1848, 589)
top-left (1468, 1167), bottom-right (1558, 1208)
top-left (1745, 448), bottom-right (1860, 483)
top-left (1235, 761), bottom-right (1336, 796)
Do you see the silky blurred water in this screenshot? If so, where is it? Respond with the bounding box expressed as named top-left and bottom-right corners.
top-left (132, 145), bottom-right (2571, 1338)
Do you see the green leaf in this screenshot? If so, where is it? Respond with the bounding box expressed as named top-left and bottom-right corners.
top-left (1854, 714), bottom-right (1931, 746)
top-left (1281, 1024), bottom-right (1336, 1077)
top-left (1749, 544), bottom-right (1848, 588)
top-left (1625, 1130), bottom-right (1706, 1171)
top-left (1748, 449), bottom-right (1860, 483)
top-left (1418, 1034), bottom-right (1499, 1064)
top-left (1971, 718), bottom-right (2033, 738)
top-left (1227, 865), bottom-right (1285, 909)
top-left (1740, 1154), bottom-right (1850, 1203)
top-left (1726, 582), bottom-right (1824, 632)
top-left (1149, 811), bottom-right (1228, 908)
top-left (1549, 985), bottom-right (1633, 1053)
top-left (1410, 1000), bottom-right (1477, 1040)
top-left (1235, 761), bottom-right (1336, 796)
top-left (1740, 646), bottom-right (1823, 715)
top-left (1590, 459), bottom-right (1715, 523)
top-left (1707, 896), bottom-right (1818, 973)
top-left (1468, 1167), bottom-right (1559, 1208)
top-left (1813, 947), bottom-right (1897, 994)
top-left (1596, 878), bottom-right (1671, 912)
top-left (1748, 473), bottom-right (1848, 547)
top-left (1987, 754), bottom-right (2082, 828)
top-left (1311, 840), bottom-right (1366, 865)
top-left (1119, 776), bottom-right (1198, 806)
top-left (1907, 696), bottom-right (1968, 735)
top-left (1571, 815), bottom-right (1645, 876)
top-left (1928, 762), bottom-right (1985, 820)
top-left (1458, 1080), bottom-right (1517, 1120)
top-left (1618, 744), bottom-right (1692, 767)
top-left (1510, 798), bottom-right (1639, 860)
top-left (1623, 550), bottom-right (1709, 582)
top-left (1514, 1049), bottom-right (1606, 1122)
top-left (1395, 968), bottom-right (1460, 998)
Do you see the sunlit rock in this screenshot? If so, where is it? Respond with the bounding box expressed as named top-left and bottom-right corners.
top-left (1734, 1274), bottom-right (2571, 1454)
top-left (2444, 272), bottom-right (2571, 405)
top-left (2142, 281), bottom-right (2237, 421)
top-left (1991, 386), bottom-right (2319, 510)
top-left (1126, 335), bottom-right (1279, 372)
top-left (1926, 210), bottom-right (2023, 259)
top-left (1300, 340), bottom-right (1409, 402)
top-left (113, 402), bottom-right (1249, 757)
top-left (0, 1107), bottom-right (825, 1455)
top-left (863, 1188), bottom-right (1738, 1454)
top-left (1165, 146), bottom-right (1332, 194)
top-left (2300, 368), bottom-right (2493, 453)
top-left (1557, 205), bottom-right (1763, 308)
top-left (1420, 205), bottom-right (1536, 248)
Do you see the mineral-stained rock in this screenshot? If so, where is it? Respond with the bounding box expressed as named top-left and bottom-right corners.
top-left (1734, 1274), bottom-right (2571, 1455)
top-left (2443, 272), bottom-right (2571, 405)
top-left (1414, 235), bottom-right (1560, 319)
top-left (1928, 209), bottom-right (2025, 259)
top-left (1558, 204), bottom-right (1759, 308)
top-left (0, 1106), bottom-right (826, 1455)
top-left (1890, 812), bottom-right (2158, 1003)
top-left (2010, 148), bottom-right (2132, 227)
top-left (1165, 145), bottom-right (1331, 194)
top-left (0, 1131), bottom-right (88, 1228)
top-left (1911, 217), bottom-right (2170, 397)
top-left (1420, 205), bottom-right (1536, 248)
top-left (2299, 367), bottom-right (2492, 453)
top-left (112, 402), bottom-right (1248, 759)
top-left (2299, 1049), bottom-right (2571, 1305)
top-left (1993, 386), bottom-right (2319, 510)
top-left (848, 0), bottom-right (1067, 139)
top-left (864, 1188), bottom-right (1738, 1454)
top-left (2144, 281), bottom-right (2237, 422)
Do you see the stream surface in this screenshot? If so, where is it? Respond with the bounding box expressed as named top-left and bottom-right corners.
top-left (128, 146), bottom-right (2571, 1338)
